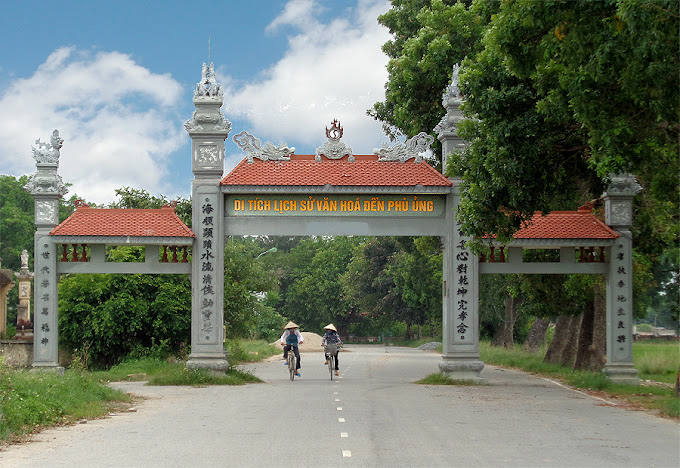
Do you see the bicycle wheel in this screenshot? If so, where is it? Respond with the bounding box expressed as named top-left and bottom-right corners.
top-left (329, 354), bottom-right (334, 380)
top-left (289, 352), bottom-right (296, 381)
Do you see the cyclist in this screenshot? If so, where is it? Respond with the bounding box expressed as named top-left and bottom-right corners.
top-left (321, 323), bottom-right (343, 376)
top-left (280, 321), bottom-right (304, 376)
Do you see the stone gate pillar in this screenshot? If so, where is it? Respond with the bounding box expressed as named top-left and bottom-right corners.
top-left (602, 174), bottom-right (641, 385)
top-left (436, 65), bottom-right (484, 381)
top-left (25, 130), bottom-right (67, 372)
top-left (439, 183), bottom-right (484, 381)
top-left (185, 63), bottom-right (231, 372)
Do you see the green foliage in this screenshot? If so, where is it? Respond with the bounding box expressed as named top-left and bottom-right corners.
top-left (279, 237), bottom-right (363, 335)
top-left (58, 269), bottom-right (192, 368)
top-left (223, 238), bottom-right (278, 338)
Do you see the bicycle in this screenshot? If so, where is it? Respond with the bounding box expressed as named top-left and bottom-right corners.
top-left (325, 344), bottom-right (338, 380)
top-left (285, 344), bottom-right (299, 381)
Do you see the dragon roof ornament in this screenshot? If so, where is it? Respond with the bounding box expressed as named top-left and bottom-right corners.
top-left (233, 130), bottom-right (294, 163)
top-left (374, 132), bottom-right (435, 163)
top-left (315, 119), bottom-right (354, 162)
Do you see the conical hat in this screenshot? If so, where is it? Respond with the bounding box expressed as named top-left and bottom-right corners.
top-left (323, 323), bottom-right (337, 332)
top-left (284, 321), bottom-right (299, 329)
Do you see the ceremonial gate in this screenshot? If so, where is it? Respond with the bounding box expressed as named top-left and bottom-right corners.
top-left (27, 64), bottom-right (641, 384)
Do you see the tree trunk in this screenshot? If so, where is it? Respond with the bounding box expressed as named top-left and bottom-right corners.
top-left (574, 285), bottom-right (607, 372)
top-left (522, 318), bottom-right (549, 353)
top-left (559, 314), bottom-right (583, 368)
top-left (544, 315), bottom-right (570, 364)
top-left (574, 298), bottom-right (594, 371)
top-left (545, 314), bottom-right (582, 366)
top-left (492, 295), bottom-right (521, 348)
top-left (405, 322), bottom-right (413, 340)
top-left (589, 285), bottom-right (607, 371)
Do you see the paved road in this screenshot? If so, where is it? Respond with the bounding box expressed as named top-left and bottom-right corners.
top-left (1, 345), bottom-right (678, 467)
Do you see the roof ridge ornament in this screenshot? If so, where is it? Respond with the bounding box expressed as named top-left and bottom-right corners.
top-left (315, 119), bottom-right (354, 162)
top-left (74, 199), bottom-right (90, 209)
top-left (233, 130), bottom-right (294, 163)
top-left (374, 132), bottom-right (435, 163)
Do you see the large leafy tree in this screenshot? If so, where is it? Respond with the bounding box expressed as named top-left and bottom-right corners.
top-left (454, 0), bottom-right (679, 244)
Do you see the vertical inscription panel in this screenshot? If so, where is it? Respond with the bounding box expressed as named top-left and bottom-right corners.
top-left (33, 236), bottom-right (58, 364)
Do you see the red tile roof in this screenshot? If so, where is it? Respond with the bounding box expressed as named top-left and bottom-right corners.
top-left (514, 210), bottom-right (618, 239)
top-left (220, 154), bottom-right (453, 187)
top-left (50, 205), bottom-right (194, 238)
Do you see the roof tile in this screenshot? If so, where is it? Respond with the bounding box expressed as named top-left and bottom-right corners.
top-left (220, 154), bottom-right (453, 187)
top-left (514, 211), bottom-right (618, 239)
top-left (50, 206), bottom-right (194, 238)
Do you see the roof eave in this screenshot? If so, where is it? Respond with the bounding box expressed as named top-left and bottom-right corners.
top-left (48, 235), bottom-right (195, 245)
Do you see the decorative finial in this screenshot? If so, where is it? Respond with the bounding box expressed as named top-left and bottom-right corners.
top-left (194, 62), bottom-right (223, 99)
top-left (31, 129), bottom-right (63, 164)
top-left (316, 119), bottom-right (354, 162)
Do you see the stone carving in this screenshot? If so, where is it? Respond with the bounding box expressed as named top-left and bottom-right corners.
top-left (198, 145), bottom-right (220, 164)
top-left (606, 173), bottom-right (643, 194)
top-left (233, 130), bottom-right (294, 163)
top-left (21, 250), bottom-right (29, 270)
top-left (31, 130), bottom-right (63, 164)
top-left (24, 173), bottom-right (68, 196)
top-left (184, 110), bottom-right (232, 134)
top-left (443, 64), bottom-right (462, 106)
top-left (315, 119), bottom-right (354, 162)
top-left (194, 62), bottom-right (223, 99)
top-left (36, 201), bottom-right (56, 223)
top-left (374, 132), bottom-right (435, 163)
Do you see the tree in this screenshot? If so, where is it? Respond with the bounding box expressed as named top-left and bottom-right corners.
top-left (454, 0), bottom-right (679, 244)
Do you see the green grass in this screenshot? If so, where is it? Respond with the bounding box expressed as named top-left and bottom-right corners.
top-left (227, 339), bottom-right (280, 363)
top-left (0, 367), bottom-right (130, 442)
top-left (416, 373), bottom-right (483, 386)
top-left (633, 341), bottom-right (680, 384)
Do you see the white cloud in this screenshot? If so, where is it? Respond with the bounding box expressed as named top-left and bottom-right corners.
top-left (222, 0), bottom-right (391, 157)
top-left (0, 47), bottom-right (184, 204)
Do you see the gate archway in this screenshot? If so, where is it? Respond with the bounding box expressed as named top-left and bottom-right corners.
top-left (28, 64), bottom-right (640, 384)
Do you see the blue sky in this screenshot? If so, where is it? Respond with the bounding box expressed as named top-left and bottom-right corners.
top-left (0, 0), bottom-right (392, 204)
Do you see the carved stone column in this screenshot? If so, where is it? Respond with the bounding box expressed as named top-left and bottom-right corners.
top-left (185, 63), bottom-right (231, 372)
top-left (435, 64), bottom-right (466, 170)
top-left (602, 174), bottom-right (641, 385)
top-left (15, 250), bottom-right (34, 340)
top-left (25, 130), bottom-right (67, 373)
top-left (439, 180), bottom-right (484, 381)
